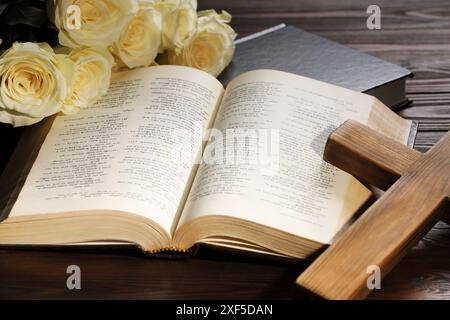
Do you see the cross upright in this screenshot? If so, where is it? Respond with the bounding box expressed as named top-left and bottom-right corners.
top-left (297, 120), bottom-right (450, 300)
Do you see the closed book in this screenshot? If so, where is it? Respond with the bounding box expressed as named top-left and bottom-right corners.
top-left (220, 25), bottom-right (412, 109)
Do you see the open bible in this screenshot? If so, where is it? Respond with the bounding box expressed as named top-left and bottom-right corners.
top-left (0, 66), bottom-right (414, 259)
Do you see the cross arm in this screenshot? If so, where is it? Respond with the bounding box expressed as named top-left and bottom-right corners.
top-left (324, 120), bottom-right (421, 189)
top-left (324, 120), bottom-right (450, 223)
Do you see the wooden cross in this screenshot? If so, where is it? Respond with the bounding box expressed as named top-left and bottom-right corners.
top-left (297, 120), bottom-right (450, 300)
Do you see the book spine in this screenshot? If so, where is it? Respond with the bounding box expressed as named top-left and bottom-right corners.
top-left (145, 246), bottom-right (191, 254)
top-left (407, 120), bottom-right (419, 148)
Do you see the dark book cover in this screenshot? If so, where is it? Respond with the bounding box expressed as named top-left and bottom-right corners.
top-left (220, 25), bottom-right (412, 109)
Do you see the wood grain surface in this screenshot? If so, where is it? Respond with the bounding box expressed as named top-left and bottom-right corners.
top-left (0, 0), bottom-right (449, 299)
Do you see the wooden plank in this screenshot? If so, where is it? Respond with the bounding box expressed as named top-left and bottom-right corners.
top-left (200, 0), bottom-right (450, 13)
top-left (415, 131), bottom-right (448, 150)
top-left (418, 119), bottom-right (450, 131)
top-left (407, 78), bottom-right (450, 93)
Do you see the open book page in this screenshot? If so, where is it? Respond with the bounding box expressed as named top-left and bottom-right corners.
top-left (178, 69), bottom-right (410, 244)
top-left (8, 66), bottom-right (224, 234)
top-left (367, 99), bottom-right (412, 143)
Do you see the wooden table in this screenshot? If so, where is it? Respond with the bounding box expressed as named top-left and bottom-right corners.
top-left (0, 0), bottom-right (449, 299)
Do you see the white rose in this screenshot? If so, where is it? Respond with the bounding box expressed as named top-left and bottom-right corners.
top-left (111, 8), bottom-right (162, 69)
top-left (138, 0), bottom-right (158, 8)
top-left (52, 0), bottom-right (139, 48)
top-left (164, 10), bottom-right (236, 77)
top-left (62, 47), bottom-right (114, 114)
top-left (155, 0), bottom-right (197, 53)
top-left (0, 42), bottom-right (73, 127)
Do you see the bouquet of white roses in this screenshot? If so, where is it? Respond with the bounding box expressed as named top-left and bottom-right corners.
top-left (0, 0), bottom-right (236, 127)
